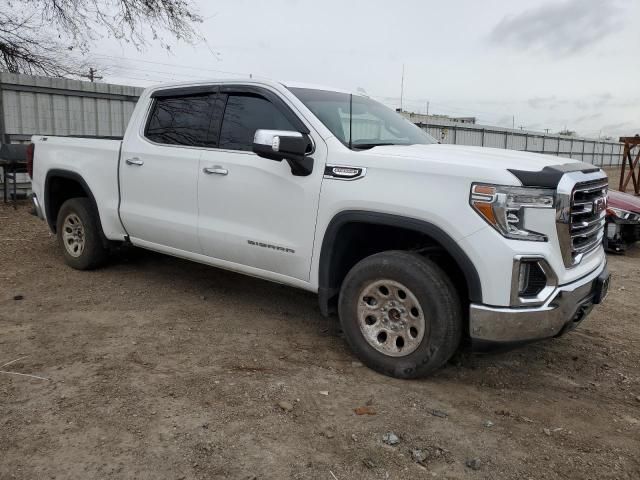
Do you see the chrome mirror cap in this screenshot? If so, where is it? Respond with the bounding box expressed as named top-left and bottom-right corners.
top-left (253, 130), bottom-right (303, 152)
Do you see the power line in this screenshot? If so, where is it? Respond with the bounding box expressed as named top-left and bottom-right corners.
top-left (93, 54), bottom-right (253, 78)
top-left (370, 94), bottom-right (508, 121)
top-left (110, 65), bottom-right (207, 80)
top-left (105, 73), bottom-right (179, 84)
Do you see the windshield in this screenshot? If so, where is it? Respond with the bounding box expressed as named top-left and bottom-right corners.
top-left (289, 87), bottom-right (437, 149)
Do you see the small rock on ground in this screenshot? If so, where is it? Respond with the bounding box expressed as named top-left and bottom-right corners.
top-left (466, 458), bottom-right (481, 470)
top-left (278, 401), bottom-right (294, 412)
top-left (430, 409), bottom-right (448, 418)
top-left (411, 449), bottom-right (427, 463)
top-left (362, 458), bottom-right (377, 469)
top-left (382, 432), bottom-right (400, 446)
top-left (354, 406), bottom-right (376, 415)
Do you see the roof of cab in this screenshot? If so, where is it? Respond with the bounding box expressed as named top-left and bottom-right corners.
top-left (280, 80), bottom-right (356, 95)
top-left (144, 77), bottom-right (361, 97)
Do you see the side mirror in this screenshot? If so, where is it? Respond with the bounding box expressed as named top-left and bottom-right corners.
top-left (253, 129), bottom-right (314, 176)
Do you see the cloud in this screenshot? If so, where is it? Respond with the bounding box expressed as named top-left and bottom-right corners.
top-left (528, 96), bottom-right (568, 109)
top-left (488, 0), bottom-right (626, 56)
top-left (574, 113), bottom-right (603, 124)
top-left (600, 121), bottom-right (639, 136)
top-left (527, 93), bottom-right (614, 111)
top-left (593, 93), bottom-right (613, 108)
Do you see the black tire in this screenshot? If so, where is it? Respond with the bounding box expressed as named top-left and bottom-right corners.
top-left (338, 251), bottom-right (462, 379)
top-left (56, 197), bottom-right (109, 270)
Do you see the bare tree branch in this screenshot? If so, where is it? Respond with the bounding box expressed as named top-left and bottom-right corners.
top-left (0, 0), bottom-right (203, 77)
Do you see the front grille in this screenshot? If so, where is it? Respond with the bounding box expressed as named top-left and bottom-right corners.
top-left (569, 179), bottom-right (608, 259)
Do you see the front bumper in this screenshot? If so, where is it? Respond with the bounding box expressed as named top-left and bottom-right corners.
top-left (469, 259), bottom-right (609, 345)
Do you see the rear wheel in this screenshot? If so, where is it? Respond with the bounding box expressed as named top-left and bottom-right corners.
top-left (338, 251), bottom-right (462, 379)
top-left (56, 198), bottom-right (108, 270)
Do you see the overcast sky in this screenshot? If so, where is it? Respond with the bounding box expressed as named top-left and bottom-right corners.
top-left (95, 0), bottom-right (639, 139)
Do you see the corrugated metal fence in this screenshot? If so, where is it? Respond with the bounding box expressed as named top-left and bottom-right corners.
top-left (416, 122), bottom-right (623, 167)
top-left (0, 72), bottom-right (143, 143)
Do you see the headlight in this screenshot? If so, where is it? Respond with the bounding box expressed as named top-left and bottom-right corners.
top-left (470, 184), bottom-right (555, 241)
top-left (607, 207), bottom-right (638, 221)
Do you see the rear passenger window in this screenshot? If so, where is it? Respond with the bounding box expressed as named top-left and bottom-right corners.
top-left (145, 95), bottom-right (216, 147)
top-left (219, 94), bottom-right (296, 151)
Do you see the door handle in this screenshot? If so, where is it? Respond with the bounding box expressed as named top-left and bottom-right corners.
top-left (125, 157), bottom-right (144, 166)
top-left (203, 166), bottom-right (228, 176)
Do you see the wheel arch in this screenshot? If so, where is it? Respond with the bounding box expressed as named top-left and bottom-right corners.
top-left (44, 169), bottom-right (100, 234)
top-left (317, 210), bottom-right (482, 316)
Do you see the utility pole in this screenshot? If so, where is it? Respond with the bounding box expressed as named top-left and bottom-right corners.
top-left (400, 64), bottom-right (405, 112)
top-left (597, 129), bottom-right (602, 164)
top-left (82, 67), bottom-right (103, 83)
top-left (426, 101), bottom-right (429, 116)
top-left (512, 115), bottom-right (515, 129)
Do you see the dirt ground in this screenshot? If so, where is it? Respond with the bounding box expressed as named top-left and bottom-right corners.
top-left (1, 171), bottom-right (639, 479)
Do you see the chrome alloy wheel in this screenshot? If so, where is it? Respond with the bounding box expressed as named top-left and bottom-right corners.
top-left (357, 279), bottom-right (426, 357)
top-left (62, 213), bottom-right (85, 258)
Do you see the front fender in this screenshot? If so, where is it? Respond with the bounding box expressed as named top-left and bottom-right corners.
top-left (316, 210), bottom-right (482, 316)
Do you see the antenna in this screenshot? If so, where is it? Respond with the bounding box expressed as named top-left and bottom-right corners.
top-left (400, 64), bottom-right (405, 112)
top-left (348, 94), bottom-right (353, 150)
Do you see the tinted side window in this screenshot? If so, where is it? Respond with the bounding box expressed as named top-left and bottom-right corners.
top-left (219, 94), bottom-right (296, 151)
top-left (146, 95), bottom-right (216, 147)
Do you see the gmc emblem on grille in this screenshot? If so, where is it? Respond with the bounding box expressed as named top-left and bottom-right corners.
top-left (593, 197), bottom-right (607, 215)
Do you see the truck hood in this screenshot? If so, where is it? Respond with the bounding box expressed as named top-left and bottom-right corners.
top-left (367, 144), bottom-right (578, 172)
top-left (608, 189), bottom-right (640, 213)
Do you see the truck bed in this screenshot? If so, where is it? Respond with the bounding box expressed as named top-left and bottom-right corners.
top-left (30, 135), bottom-right (127, 240)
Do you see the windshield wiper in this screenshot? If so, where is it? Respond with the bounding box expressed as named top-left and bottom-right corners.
top-left (352, 142), bottom-right (404, 150)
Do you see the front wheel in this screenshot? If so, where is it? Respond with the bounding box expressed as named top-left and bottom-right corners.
top-left (56, 198), bottom-right (108, 270)
top-left (338, 251), bottom-right (462, 379)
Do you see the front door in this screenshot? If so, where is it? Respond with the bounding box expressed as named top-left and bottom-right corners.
top-left (197, 88), bottom-right (325, 281)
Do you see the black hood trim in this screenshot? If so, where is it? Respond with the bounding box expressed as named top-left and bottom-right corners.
top-left (508, 162), bottom-right (600, 189)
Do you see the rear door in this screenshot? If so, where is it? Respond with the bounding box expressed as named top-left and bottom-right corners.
top-left (119, 88), bottom-right (217, 253)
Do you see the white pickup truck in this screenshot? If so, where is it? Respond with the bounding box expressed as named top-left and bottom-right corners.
top-left (27, 79), bottom-right (610, 378)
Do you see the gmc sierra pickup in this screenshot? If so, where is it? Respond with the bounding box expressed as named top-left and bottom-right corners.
top-left (28, 79), bottom-right (611, 378)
